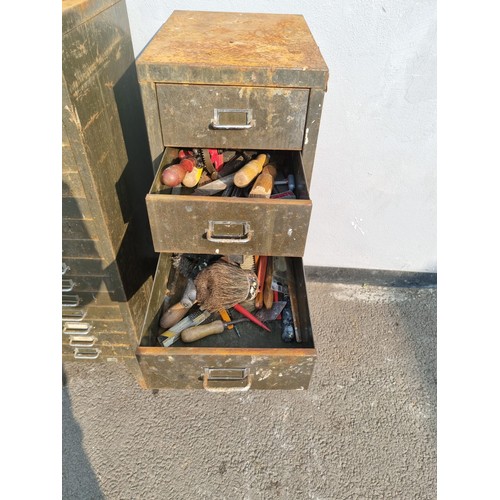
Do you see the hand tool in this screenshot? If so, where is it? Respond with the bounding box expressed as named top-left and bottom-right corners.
top-left (254, 255), bottom-right (268, 309)
top-left (194, 260), bottom-right (258, 312)
top-left (273, 290), bottom-right (282, 319)
top-left (161, 155), bottom-right (197, 187)
top-left (249, 164), bottom-right (277, 198)
top-left (181, 301), bottom-right (286, 342)
top-left (233, 303), bottom-right (270, 332)
top-left (199, 148), bottom-right (218, 179)
top-left (167, 255), bottom-right (258, 316)
top-left (280, 296), bottom-right (295, 342)
top-left (192, 172), bottom-right (237, 195)
top-left (270, 190), bottom-right (296, 199)
top-left (234, 153), bottom-right (270, 188)
top-left (263, 257), bottom-right (274, 309)
top-left (273, 174), bottom-right (295, 192)
top-left (182, 165), bottom-right (203, 187)
top-left (159, 278), bottom-right (197, 329)
top-left (159, 308), bottom-right (212, 347)
top-left (209, 149), bottom-right (224, 170)
top-left (218, 308), bottom-right (236, 333)
top-left (217, 152), bottom-right (247, 177)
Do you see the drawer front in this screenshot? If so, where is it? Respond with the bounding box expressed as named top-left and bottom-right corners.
top-left (146, 149), bottom-right (311, 257)
top-left (62, 257), bottom-right (108, 277)
top-left (136, 253), bottom-right (315, 391)
top-left (136, 349), bottom-right (315, 390)
top-left (62, 238), bottom-right (101, 259)
top-left (156, 84), bottom-right (309, 150)
top-left (62, 344), bottom-right (134, 359)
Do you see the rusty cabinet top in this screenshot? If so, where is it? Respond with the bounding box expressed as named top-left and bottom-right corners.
top-left (62, 0), bottom-right (122, 34)
top-left (136, 11), bottom-right (328, 90)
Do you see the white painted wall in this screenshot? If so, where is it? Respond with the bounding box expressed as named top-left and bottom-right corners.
top-left (125, 0), bottom-right (436, 272)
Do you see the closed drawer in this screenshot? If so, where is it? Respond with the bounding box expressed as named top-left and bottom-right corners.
top-left (146, 148), bottom-right (312, 257)
top-left (136, 253), bottom-right (315, 390)
top-left (62, 344), bottom-right (134, 359)
top-left (156, 84), bottom-right (309, 150)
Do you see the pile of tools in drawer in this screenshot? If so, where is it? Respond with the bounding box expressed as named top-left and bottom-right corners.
top-left (160, 148), bottom-right (296, 199)
top-left (158, 253), bottom-right (299, 347)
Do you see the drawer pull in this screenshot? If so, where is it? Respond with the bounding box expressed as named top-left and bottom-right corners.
top-left (202, 367), bottom-right (252, 392)
top-left (74, 347), bottom-right (101, 360)
top-left (211, 108), bottom-right (254, 130)
top-left (62, 262), bottom-right (70, 275)
top-left (63, 322), bottom-right (92, 335)
top-left (62, 294), bottom-right (81, 307)
top-left (62, 308), bottom-right (87, 321)
top-left (206, 220), bottom-right (253, 243)
top-left (69, 335), bottom-right (96, 347)
top-left (62, 279), bottom-right (76, 292)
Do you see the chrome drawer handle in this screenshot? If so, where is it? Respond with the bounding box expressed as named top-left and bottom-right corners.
top-left (74, 347), bottom-right (101, 360)
top-left (205, 220), bottom-right (253, 244)
top-left (62, 308), bottom-right (87, 321)
top-left (69, 335), bottom-right (96, 347)
top-left (210, 108), bottom-right (254, 130)
top-left (62, 262), bottom-right (70, 275)
top-left (62, 294), bottom-right (81, 307)
top-left (63, 322), bottom-right (92, 335)
top-left (202, 367), bottom-right (252, 392)
top-left (62, 279), bottom-right (76, 292)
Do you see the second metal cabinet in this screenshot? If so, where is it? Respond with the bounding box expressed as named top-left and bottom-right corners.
top-left (136, 10), bottom-right (328, 390)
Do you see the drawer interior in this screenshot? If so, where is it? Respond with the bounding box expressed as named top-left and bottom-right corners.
top-left (145, 147), bottom-right (312, 257)
top-left (150, 147), bottom-right (310, 200)
top-left (139, 252), bottom-right (314, 350)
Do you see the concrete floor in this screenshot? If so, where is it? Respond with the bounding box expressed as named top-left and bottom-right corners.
top-left (62, 281), bottom-right (436, 499)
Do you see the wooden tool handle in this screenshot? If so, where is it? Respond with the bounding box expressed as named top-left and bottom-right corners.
top-left (234, 154), bottom-right (269, 187)
top-left (249, 164), bottom-right (277, 198)
top-left (161, 164), bottom-right (187, 187)
top-left (263, 257), bottom-right (274, 309)
top-left (182, 166), bottom-right (203, 187)
top-left (181, 320), bottom-right (225, 342)
top-left (159, 301), bottom-right (191, 329)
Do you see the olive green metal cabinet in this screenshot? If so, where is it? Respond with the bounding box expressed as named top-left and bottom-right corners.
top-left (62, 0), bottom-right (156, 383)
top-left (135, 11), bottom-right (329, 391)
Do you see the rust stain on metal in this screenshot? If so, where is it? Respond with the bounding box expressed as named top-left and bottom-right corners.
top-left (139, 11), bottom-right (327, 72)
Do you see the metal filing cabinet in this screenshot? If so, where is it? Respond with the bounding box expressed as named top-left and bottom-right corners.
top-left (135, 11), bottom-right (329, 390)
top-left (62, 0), bottom-right (156, 381)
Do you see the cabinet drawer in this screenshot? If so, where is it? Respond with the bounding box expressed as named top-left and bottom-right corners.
top-left (136, 253), bottom-right (315, 390)
top-left (146, 148), bottom-right (312, 257)
top-left (157, 84), bottom-right (309, 150)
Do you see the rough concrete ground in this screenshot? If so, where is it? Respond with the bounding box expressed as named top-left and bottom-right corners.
top-left (62, 281), bottom-right (437, 499)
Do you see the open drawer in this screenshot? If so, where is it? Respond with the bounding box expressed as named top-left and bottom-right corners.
top-left (145, 147), bottom-right (312, 257)
top-left (136, 253), bottom-right (316, 390)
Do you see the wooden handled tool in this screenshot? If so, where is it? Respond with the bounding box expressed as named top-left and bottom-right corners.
top-left (181, 301), bottom-right (286, 343)
top-left (263, 257), bottom-right (274, 309)
top-left (161, 156), bottom-right (196, 187)
top-left (182, 166), bottom-right (203, 187)
top-left (234, 154), bottom-right (269, 188)
top-left (181, 319), bottom-right (240, 342)
top-left (254, 256), bottom-right (268, 309)
top-left (249, 164), bottom-right (277, 198)
top-left (159, 279), bottom-right (197, 329)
